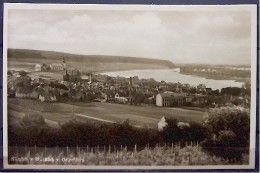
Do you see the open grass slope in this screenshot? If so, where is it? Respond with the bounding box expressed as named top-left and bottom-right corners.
top-left (8, 98), bottom-right (205, 129)
top-left (8, 49), bottom-right (175, 72)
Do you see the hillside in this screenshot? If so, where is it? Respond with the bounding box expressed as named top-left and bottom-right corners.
top-left (8, 49), bottom-right (175, 72)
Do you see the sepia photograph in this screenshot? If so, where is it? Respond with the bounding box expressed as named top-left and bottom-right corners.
top-left (3, 3), bottom-right (257, 170)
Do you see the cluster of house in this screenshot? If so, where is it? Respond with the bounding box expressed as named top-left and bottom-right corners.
top-left (8, 65), bottom-right (250, 108)
top-left (35, 58), bottom-right (66, 71)
top-left (9, 77), bottom-right (63, 102)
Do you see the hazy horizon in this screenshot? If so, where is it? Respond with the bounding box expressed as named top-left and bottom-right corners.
top-left (7, 5), bottom-right (254, 65)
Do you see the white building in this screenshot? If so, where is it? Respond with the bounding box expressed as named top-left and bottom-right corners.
top-left (158, 116), bottom-right (168, 131)
top-left (50, 63), bottom-right (65, 71)
top-left (35, 64), bottom-right (42, 71)
top-left (115, 93), bottom-right (128, 104)
top-left (156, 92), bottom-right (190, 107)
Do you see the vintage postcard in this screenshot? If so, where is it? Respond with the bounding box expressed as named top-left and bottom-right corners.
top-left (3, 3), bottom-right (258, 170)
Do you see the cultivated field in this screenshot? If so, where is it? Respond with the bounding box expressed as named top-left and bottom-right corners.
top-left (8, 98), bottom-right (206, 128)
top-left (9, 144), bottom-right (245, 166)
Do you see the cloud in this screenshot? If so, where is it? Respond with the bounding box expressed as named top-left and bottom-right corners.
top-left (7, 9), bottom-right (252, 65)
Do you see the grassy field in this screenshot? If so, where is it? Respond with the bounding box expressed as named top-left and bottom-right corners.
top-left (8, 98), bottom-right (206, 129)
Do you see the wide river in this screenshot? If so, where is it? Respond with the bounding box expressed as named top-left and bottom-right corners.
top-left (101, 68), bottom-right (244, 90)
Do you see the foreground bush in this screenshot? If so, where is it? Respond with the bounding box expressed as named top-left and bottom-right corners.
top-left (8, 114), bottom-right (60, 147)
top-left (201, 107), bottom-right (250, 162)
top-left (9, 117), bottom-right (161, 148)
top-left (160, 118), bottom-right (206, 145)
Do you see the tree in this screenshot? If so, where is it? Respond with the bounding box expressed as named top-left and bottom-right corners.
top-left (105, 76), bottom-right (115, 85)
top-left (202, 107), bottom-right (250, 161)
top-left (19, 70), bottom-right (28, 76)
top-left (221, 87), bottom-right (243, 96)
top-left (9, 114), bottom-right (55, 147)
top-left (10, 76), bottom-right (31, 89)
top-left (160, 118), bottom-right (181, 143)
top-left (242, 82), bottom-right (251, 95)
top-left (161, 118), bottom-right (206, 144)
top-left (7, 70), bottom-right (13, 76)
top-left (132, 92), bottom-right (145, 105)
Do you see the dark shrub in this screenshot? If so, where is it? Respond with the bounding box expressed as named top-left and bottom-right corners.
top-left (201, 107), bottom-right (250, 162)
top-left (160, 118), bottom-right (206, 145)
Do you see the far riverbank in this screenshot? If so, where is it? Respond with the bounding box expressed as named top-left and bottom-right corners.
top-left (101, 69), bottom-right (245, 90)
top-left (179, 72), bottom-right (250, 83)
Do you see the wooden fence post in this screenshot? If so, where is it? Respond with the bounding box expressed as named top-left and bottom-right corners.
top-left (44, 146), bottom-right (47, 158)
top-left (24, 145), bottom-right (27, 156)
top-left (76, 145), bottom-right (79, 157)
top-left (15, 145), bottom-right (18, 157)
top-left (189, 151), bottom-right (192, 165)
top-left (116, 150), bottom-right (119, 158)
top-left (173, 152), bottom-right (175, 165)
top-left (34, 145), bottom-right (37, 157)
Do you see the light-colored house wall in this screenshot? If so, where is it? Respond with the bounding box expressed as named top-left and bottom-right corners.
top-left (35, 64), bottom-right (42, 71)
top-left (158, 116), bottom-right (167, 131)
top-left (156, 94), bottom-right (163, 106)
top-left (15, 91), bottom-right (39, 99)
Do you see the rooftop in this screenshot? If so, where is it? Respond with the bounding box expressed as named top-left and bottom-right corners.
top-left (158, 92), bottom-right (188, 98)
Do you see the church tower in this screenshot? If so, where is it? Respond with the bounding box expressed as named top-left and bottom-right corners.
top-left (62, 57), bottom-right (67, 70)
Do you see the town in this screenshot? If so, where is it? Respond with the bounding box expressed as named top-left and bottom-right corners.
top-left (7, 58), bottom-right (251, 110)
top-left (7, 58), bottom-right (252, 166)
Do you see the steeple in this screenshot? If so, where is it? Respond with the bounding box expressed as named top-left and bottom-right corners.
top-left (62, 57), bottom-right (66, 70)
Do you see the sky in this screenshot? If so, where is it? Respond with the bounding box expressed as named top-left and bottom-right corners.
top-left (7, 6), bottom-right (253, 65)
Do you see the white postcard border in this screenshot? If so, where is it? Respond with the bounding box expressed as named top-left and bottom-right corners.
top-left (2, 3), bottom-right (258, 170)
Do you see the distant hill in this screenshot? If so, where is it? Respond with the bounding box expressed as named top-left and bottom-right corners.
top-left (8, 49), bottom-right (175, 72)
